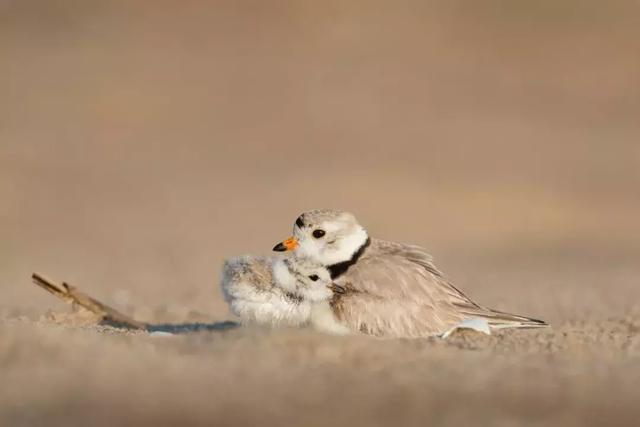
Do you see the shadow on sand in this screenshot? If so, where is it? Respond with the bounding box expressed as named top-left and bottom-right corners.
top-left (145, 321), bottom-right (240, 334)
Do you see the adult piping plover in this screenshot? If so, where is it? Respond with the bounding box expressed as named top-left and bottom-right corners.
top-left (273, 209), bottom-right (548, 338)
top-left (220, 255), bottom-right (348, 334)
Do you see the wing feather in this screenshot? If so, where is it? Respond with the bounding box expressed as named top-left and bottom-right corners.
top-left (332, 239), bottom-right (545, 337)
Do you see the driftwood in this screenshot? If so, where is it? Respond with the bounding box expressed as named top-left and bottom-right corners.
top-left (31, 273), bottom-right (239, 333)
top-left (31, 273), bottom-right (147, 330)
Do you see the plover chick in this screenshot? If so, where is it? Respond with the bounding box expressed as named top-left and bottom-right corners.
top-left (220, 255), bottom-right (347, 333)
top-left (273, 209), bottom-right (548, 338)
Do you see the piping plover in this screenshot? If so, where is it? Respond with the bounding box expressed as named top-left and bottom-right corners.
top-left (273, 209), bottom-right (548, 338)
top-left (220, 255), bottom-right (348, 334)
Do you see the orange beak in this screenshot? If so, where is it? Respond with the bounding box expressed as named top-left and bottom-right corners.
top-left (273, 237), bottom-right (299, 252)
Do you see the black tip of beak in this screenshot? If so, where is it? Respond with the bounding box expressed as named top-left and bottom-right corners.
top-left (273, 242), bottom-right (287, 252)
top-left (330, 283), bottom-right (346, 294)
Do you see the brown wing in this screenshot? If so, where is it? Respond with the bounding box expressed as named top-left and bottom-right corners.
top-left (332, 239), bottom-right (485, 337)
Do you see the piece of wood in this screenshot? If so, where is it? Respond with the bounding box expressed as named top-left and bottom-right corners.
top-left (31, 273), bottom-right (148, 330)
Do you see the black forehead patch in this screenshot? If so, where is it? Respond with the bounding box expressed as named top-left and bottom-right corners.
top-left (295, 216), bottom-right (305, 228)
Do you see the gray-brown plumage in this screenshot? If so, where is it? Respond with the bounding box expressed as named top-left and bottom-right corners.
top-left (274, 209), bottom-right (548, 338)
top-left (330, 239), bottom-right (547, 337)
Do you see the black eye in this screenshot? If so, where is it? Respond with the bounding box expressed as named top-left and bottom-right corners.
top-left (312, 229), bottom-right (326, 239)
top-left (309, 274), bottom-right (319, 281)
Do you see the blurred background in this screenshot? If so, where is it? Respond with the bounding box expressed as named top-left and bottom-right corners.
top-left (2, 0), bottom-right (639, 324)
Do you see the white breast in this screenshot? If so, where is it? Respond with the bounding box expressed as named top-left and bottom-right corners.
top-left (309, 301), bottom-right (351, 335)
top-left (229, 288), bottom-right (311, 327)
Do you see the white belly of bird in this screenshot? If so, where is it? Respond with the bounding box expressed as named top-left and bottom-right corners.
top-left (309, 301), bottom-right (351, 335)
top-left (229, 290), bottom-right (311, 327)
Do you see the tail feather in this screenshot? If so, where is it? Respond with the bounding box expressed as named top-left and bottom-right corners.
top-left (461, 307), bottom-right (549, 330)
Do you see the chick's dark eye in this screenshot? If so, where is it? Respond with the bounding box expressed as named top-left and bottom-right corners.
top-left (312, 229), bottom-right (326, 239)
top-left (309, 274), bottom-right (319, 282)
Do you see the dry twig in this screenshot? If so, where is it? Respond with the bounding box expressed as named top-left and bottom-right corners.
top-left (31, 273), bottom-right (147, 330)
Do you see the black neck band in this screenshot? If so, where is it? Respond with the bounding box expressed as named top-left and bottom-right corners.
top-left (327, 237), bottom-right (371, 279)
